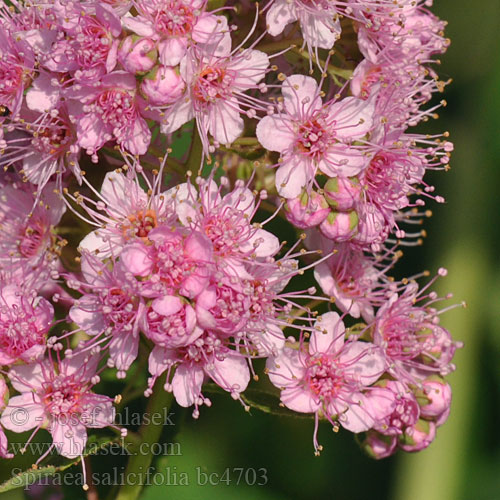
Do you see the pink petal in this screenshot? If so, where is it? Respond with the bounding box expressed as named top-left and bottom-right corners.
top-left (256, 114), bottom-right (295, 153)
top-left (266, 347), bottom-right (305, 388)
top-left (281, 386), bottom-right (320, 413)
top-left (158, 38), bottom-right (187, 66)
top-left (231, 50), bottom-right (269, 89)
top-left (242, 228), bottom-right (280, 258)
top-left (275, 156), bottom-right (310, 198)
top-left (327, 96), bottom-right (375, 140)
top-left (25, 73), bottom-right (60, 112)
top-left (266, 0), bottom-right (297, 36)
top-left (77, 113), bottom-right (109, 152)
top-left (282, 74), bottom-right (322, 117)
top-left (1, 394), bottom-right (45, 432)
top-left (340, 395), bottom-right (375, 433)
top-left (172, 364), bottom-right (204, 407)
top-left (208, 354), bottom-right (250, 394)
top-left (122, 16), bottom-right (155, 37)
top-left (51, 421), bottom-right (87, 458)
top-left (207, 100), bottom-right (244, 145)
top-left (81, 394), bottom-right (115, 428)
top-left (120, 242), bottom-right (154, 276)
top-left (109, 332), bottom-right (139, 373)
top-left (340, 342), bottom-right (386, 386)
top-left (160, 97), bottom-right (194, 135)
top-left (69, 297), bottom-right (106, 336)
top-left (152, 295), bottom-right (183, 316)
top-left (299, 10), bottom-right (341, 49)
top-left (310, 311), bottom-right (345, 355)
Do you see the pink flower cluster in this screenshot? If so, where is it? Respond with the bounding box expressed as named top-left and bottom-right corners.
top-left (0, 0), bottom-right (459, 476)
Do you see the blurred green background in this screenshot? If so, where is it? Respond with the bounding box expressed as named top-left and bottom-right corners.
top-left (2, 0), bottom-right (500, 499)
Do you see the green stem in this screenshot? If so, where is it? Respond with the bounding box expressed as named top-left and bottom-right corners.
top-left (185, 127), bottom-right (204, 174)
top-left (232, 137), bottom-right (261, 146)
top-left (256, 38), bottom-right (304, 54)
top-left (115, 377), bottom-right (173, 500)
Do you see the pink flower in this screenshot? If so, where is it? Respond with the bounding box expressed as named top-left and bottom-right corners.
top-left (323, 176), bottom-right (361, 212)
top-left (311, 239), bottom-right (382, 321)
top-left (418, 376), bottom-right (452, 423)
top-left (141, 295), bottom-right (203, 348)
top-left (399, 419), bottom-right (436, 452)
top-left (319, 210), bottom-right (359, 241)
top-left (266, 0), bottom-right (341, 50)
top-left (267, 312), bottom-right (386, 451)
top-left (373, 278), bottom-right (460, 383)
top-left (371, 380), bottom-right (419, 436)
top-left (122, 0), bottom-right (230, 66)
top-left (148, 332), bottom-right (250, 417)
top-left (175, 178), bottom-right (280, 265)
top-left (0, 26), bottom-right (35, 118)
top-left (160, 45), bottom-right (269, 151)
top-left (77, 170), bottom-right (183, 258)
top-left (69, 72), bottom-right (151, 156)
top-left (6, 103), bottom-right (80, 187)
top-left (0, 178), bottom-right (65, 275)
top-left (42, 3), bottom-right (122, 83)
top-left (0, 284), bottom-right (53, 366)
top-left (69, 253), bottom-right (144, 377)
top-left (361, 431), bottom-right (397, 459)
top-left (256, 75), bottom-right (375, 198)
top-left (120, 226), bottom-right (214, 299)
top-left (1, 352), bottom-right (115, 458)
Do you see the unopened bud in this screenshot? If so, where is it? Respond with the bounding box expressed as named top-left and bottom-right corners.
top-left (118, 35), bottom-right (157, 74)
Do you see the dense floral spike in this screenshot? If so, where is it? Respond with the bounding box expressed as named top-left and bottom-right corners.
top-left (0, 0), bottom-right (457, 472)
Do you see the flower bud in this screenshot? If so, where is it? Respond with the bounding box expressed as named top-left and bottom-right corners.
top-left (118, 35), bottom-right (157, 74)
top-left (362, 431), bottom-right (397, 459)
top-left (140, 66), bottom-right (185, 106)
top-left (324, 176), bottom-right (361, 211)
top-left (399, 418), bottom-right (436, 452)
top-left (285, 191), bottom-right (330, 228)
top-left (319, 210), bottom-right (358, 241)
top-left (418, 376), bottom-right (452, 420)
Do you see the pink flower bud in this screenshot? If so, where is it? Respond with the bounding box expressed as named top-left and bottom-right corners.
top-left (140, 66), bottom-right (185, 106)
top-left (419, 376), bottom-right (452, 420)
top-left (399, 419), bottom-right (436, 452)
top-left (362, 431), bottom-right (398, 459)
top-left (324, 176), bottom-right (361, 211)
top-left (118, 35), bottom-right (157, 74)
top-left (319, 210), bottom-right (358, 241)
top-left (285, 191), bottom-right (330, 228)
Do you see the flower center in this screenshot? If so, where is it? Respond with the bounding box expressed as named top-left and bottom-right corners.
top-left (305, 354), bottom-right (345, 400)
top-left (122, 209), bottom-right (158, 239)
top-left (102, 288), bottom-right (136, 330)
top-left (193, 66), bottom-right (234, 107)
top-left (44, 380), bottom-right (82, 417)
top-left (95, 90), bottom-right (136, 127)
top-left (153, 3), bottom-right (196, 36)
top-left (295, 116), bottom-right (332, 160)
